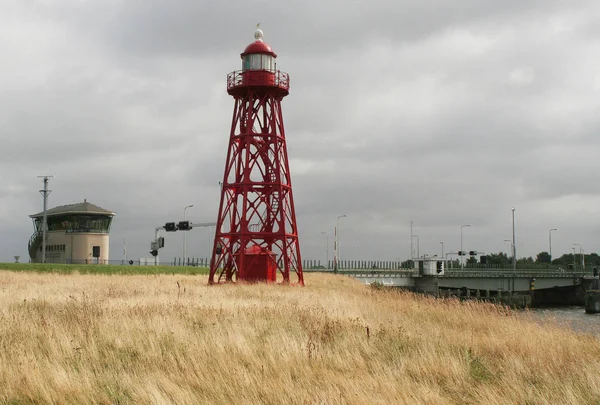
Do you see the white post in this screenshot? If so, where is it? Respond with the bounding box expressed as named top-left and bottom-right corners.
top-left (460, 224), bottom-right (470, 267)
top-left (549, 228), bottom-right (557, 264)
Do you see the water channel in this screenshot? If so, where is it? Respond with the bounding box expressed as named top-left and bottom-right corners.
top-left (526, 306), bottom-right (600, 337)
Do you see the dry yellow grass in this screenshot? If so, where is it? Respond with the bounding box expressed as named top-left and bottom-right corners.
top-left (0, 271), bottom-right (599, 404)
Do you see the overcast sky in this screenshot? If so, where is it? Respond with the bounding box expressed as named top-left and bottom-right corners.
top-left (2, 0), bottom-right (600, 264)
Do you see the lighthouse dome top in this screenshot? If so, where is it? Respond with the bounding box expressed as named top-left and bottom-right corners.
top-left (241, 27), bottom-right (277, 57)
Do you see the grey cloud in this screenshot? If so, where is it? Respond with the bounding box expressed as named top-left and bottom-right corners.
top-left (2, 0), bottom-right (600, 263)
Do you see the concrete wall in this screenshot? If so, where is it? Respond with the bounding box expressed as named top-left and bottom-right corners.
top-left (34, 231), bottom-right (110, 263)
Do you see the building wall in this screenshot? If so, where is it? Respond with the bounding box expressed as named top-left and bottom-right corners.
top-left (35, 231), bottom-right (110, 263)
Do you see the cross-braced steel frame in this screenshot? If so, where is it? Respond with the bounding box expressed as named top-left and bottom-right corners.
top-left (209, 87), bottom-right (303, 285)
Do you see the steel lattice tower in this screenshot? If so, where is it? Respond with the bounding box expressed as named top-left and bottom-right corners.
top-left (209, 28), bottom-right (303, 285)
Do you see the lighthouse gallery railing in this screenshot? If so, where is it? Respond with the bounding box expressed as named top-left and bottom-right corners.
top-left (227, 70), bottom-right (290, 92)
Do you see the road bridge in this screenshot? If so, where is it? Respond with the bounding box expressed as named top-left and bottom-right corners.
top-left (308, 268), bottom-right (598, 307)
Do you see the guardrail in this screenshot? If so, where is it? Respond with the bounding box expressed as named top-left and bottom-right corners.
top-left (227, 70), bottom-right (290, 92)
top-left (444, 269), bottom-right (591, 278)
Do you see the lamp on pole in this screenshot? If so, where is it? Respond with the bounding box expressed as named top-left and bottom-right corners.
top-left (549, 228), bottom-right (557, 265)
top-left (460, 224), bottom-right (471, 267)
top-left (573, 244), bottom-right (581, 270)
top-left (183, 204), bottom-right (194, 265)
top-left (321, 231), bottom-right (329, 269)
top-left (334, 214), bottom-right (347, 272)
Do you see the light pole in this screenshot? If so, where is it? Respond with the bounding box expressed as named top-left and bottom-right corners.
top-left (572, 247), bottom-right (576, 270)
top-left (503, 239), bottom-right (514, 268)
top-left (549, 228), bottom-right (557, 265)
top-left (334, 214), bottom-right (347, 271)
top-left (183, 204), bottom-right (194, 265)
top-left (321, 231), bottom-right (329, 269)
top-left (439, 241), bottom-right (444, 261)
top-left (511, 208), bottom-right (516, 273)
top-left (573, 244), bottom-right (581, 270)
top-left (412, 234), bottom-right (419, 258)
top-left (460, 224), bottom-right (471, 267)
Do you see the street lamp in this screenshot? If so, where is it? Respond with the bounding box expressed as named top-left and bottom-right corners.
top-left (511, 208), bottom-right (516, 273)
top-left (183, 204), bottom-right (194, 265)
top-left (334, 214), bottom-right (347, 271)
top-left (572, 247), bottom-right (576, 270)
top-left (439, 241), bottom-right (444, 261)
top-left (460, 224), bottom-right (471, 267)
top-left (321, 232), bottom-right (329, 269)
top-left (573, 244), bottom-right (581, 270)
top-left (412, 234), bottom-right (420, 258)
top-left (549, 228), bottom-right (557, 265)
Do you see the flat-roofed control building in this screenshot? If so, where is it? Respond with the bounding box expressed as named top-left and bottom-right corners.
top-left (28, 200), bottom-right (116, 264)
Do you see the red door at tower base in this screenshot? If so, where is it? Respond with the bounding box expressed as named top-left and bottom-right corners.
top-left (236, 245), bottom-right (277, 283)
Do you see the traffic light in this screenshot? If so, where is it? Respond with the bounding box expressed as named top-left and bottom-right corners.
top-left (164, 222), bottom-right (177, 232)
top-left (158, 237), bottom-right (165, 248)
top-left (469, 251), bottom-right (478, 256)
top-left (458, 251), bottom-right (465, 256)
top-left (436, 261), bottom-right (443, 274)
top-left (480, 255), bottom-right (488, 265)
top-left (178, 221), bottom-right (191, 231)
top-left (150, 249), bottom-right (158, 257)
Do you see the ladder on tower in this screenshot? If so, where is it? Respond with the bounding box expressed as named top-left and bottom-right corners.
top-left (269, 172), bottom-right (279, 220)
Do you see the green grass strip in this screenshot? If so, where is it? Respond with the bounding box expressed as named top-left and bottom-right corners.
top-left (0, 263), bottom-right (209, 275)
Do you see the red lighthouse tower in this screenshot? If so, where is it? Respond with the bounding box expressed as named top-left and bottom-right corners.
top-left (209, 27), bottom-right (304, 285)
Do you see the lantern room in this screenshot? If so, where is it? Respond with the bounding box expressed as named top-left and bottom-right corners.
top-left (241, 28), bottom-right (277, 71)
top-left (227, 27), bottom-right (289, 96)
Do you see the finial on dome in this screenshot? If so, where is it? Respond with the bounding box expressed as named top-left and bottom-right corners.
top-left (254, 23), bottom-right (263, 42)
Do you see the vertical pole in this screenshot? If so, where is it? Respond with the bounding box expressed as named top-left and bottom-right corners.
top-left (183, 205), bottom-right (193, 266)
top-left (155, 227), bottom-right (160, 266)
top-left (333, 226), bottom-right (338, 272)
top-left (326, 234), bottom-right (329, 268)
top-left (123, 238), bottom-right (127, 265)
top-left (41, 177), bottom-right (48, 263)
top-left (549, 230), bottom-right (552, 264)
top-left (410, 220), bottom-right (413, 259)
top-left (38, 176), bottom-right (53, 264)
top-left (512, 208), bottom-right (516, 292)
top-left (460, 228), bottom-right (464, 267)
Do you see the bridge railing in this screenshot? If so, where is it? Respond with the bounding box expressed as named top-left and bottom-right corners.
top-left (444, 269), bottom-right (590, 278)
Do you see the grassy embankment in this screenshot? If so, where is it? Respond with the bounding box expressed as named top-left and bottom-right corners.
top-left (0, 270), bottom-right (599, 404)
top-left (0, 262), bottom-right (209, 275)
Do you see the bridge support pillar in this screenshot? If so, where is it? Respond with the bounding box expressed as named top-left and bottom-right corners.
top-left (485, 290), bottom-right (490, 299)
top-left (585, 290), bottom-right (600, 314)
